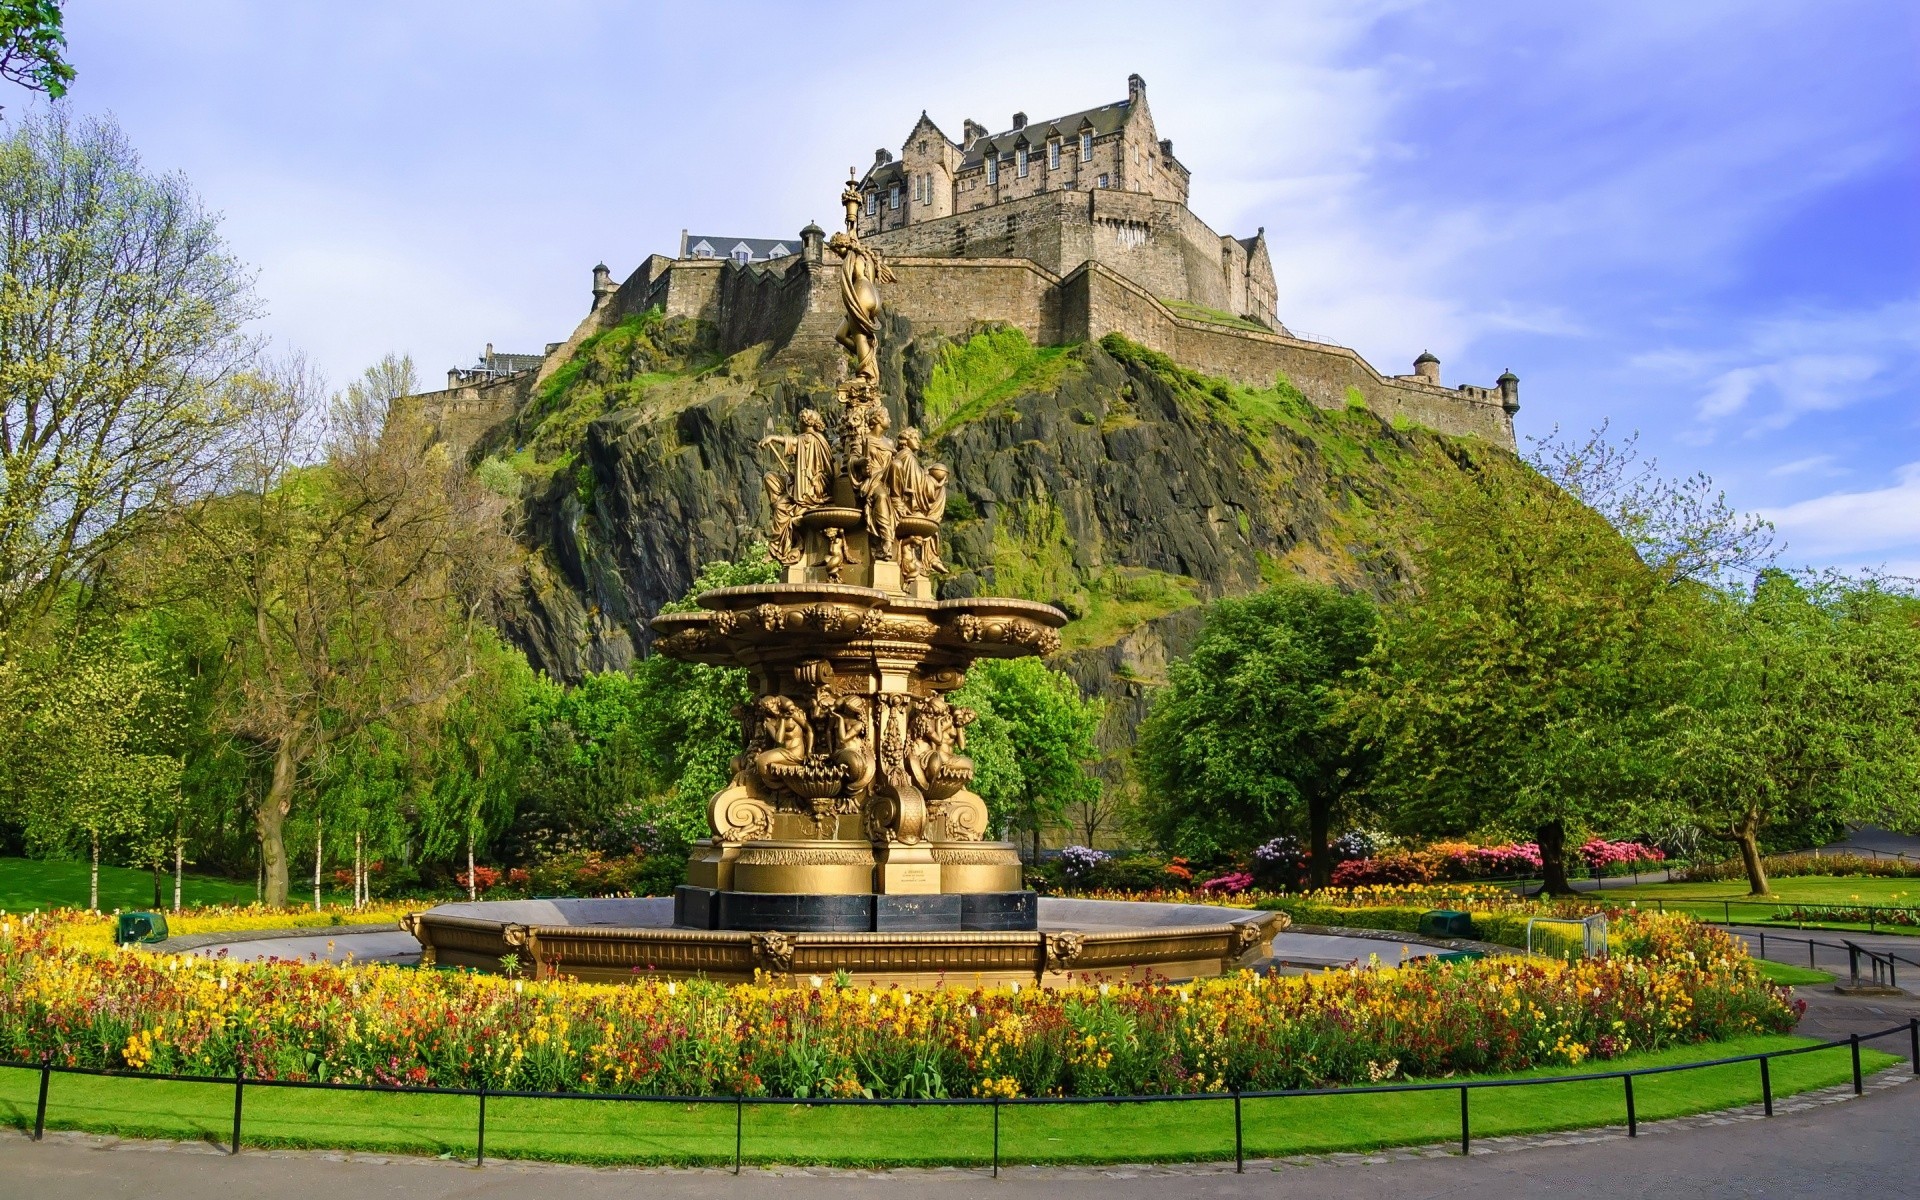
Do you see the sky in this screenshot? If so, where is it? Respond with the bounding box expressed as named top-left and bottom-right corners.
top-left (26, 0), bottom-right (1920, 575)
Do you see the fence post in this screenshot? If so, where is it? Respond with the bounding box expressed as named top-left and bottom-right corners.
top-left (1911, 1018), bottom-right (1919, 1075)
top-left (1760, 1056), bottom-right (1772, 1117)
top-left (1459, 1086), bottom-right (1470, 1156)
top-left (1623, 1074), bottom-right (1636, 1137)
top-left (1870, 907), bottom-right (1877, 934)
top-left (475, 1084), bottom-right (486, 1168)
top-left (992, 1097), bottom-right (1001, 1178)
top-left (1810, 938), bottom-right (1817, 969)
top-left (1851, 1034), bottom-right (1863, 1095)
top-left (1758, 931), bottom-right (1766, 960)
top-left (32, 1061), bottom-right (50, 1141)
top-left (230, 1064), bottom-right (245, 1156)
top-left (734, 1094), bottom-right (743, 1176)
top-left (1233, 1090), bottom-right (1243, 1173)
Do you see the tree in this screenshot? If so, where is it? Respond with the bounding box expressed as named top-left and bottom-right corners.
top-left (172, 354), bottom-right (514, 907)
top-left (951, 658), bottom-right (1103, 860)
top-left (6, 641), bottom-right (183, 910)
top-left (1527, 422), bottom-right (1776, 587)
top-left (1343, 453), bottom-right (1681, 894)
top-left (1656, 573), bottom-right (1920, 895)
top-left (1136, 580), bottom-right (1378, 883)
top-left (0, 108), bottom-right (255, 646)
top-left (418, 632), bottom-right (537, 899)
top-left (0, 2), bottom-right (73, 117)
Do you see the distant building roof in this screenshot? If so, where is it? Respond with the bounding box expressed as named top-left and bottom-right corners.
top-left (679, 233), bottom-right (798, 263)
top-left (961, 100), bottom-right (1133, 169)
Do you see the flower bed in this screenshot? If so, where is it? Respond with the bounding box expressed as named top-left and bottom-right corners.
top-left (1330, 840), bottom-right (1663, 888)
top-left (1678, 853), bottom-right (1920, 884)
top-left (0, 910), bottom-right (1794, 1099)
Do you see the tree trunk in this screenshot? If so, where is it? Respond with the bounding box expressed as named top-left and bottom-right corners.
top-left (257, 737), bottom-right (296, 909)
top-left (466, 831), bottom-right (477, 902)
top-left (90, 833), bottom-right (100, 912)
top-left (1733, 812), bottom-right (1770, 896)
top-left (1537, 819), bottom-right (1571, 896)
top-left (173, 836), bottom-right (183, 912)
top-left (313, 814), bottom-right (324, 911)
top-left (354, 830), bottom-right (364, 910)
top-left (1307, 797), bottom-right (1333, 889)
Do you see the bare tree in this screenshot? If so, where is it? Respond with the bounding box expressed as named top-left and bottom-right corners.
top-left (0, 108), bottom-right (256, 646)
top-left (1527, 421), bottom-right (1777, 587)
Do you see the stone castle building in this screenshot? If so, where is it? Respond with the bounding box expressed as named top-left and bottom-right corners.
top-left (414, 76), bottom-right (1519, 452)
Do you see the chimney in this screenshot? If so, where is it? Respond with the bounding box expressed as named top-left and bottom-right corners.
top-left (1011, 111), bottom-right (1027, 131)
top-left (962, 118), bottom-right (987, 149)
top-left (1159, 138), bottom-right (1174, 159)
top-left (1127, 73), bottom-right (1146, 102)
top-left (484, 342), bottom-right (494, 364)
top-left (874, 147), bottom-right (893, 166)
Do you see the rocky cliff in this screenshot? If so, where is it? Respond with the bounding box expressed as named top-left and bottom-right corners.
top-left (476, 309), bottom-right (1505, 752)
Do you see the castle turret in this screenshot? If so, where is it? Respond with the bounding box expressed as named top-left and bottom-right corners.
top-left (1498, 369), bottom-right (1520, 414)
top-left (800, 221), bottom-right (825, 264)
top-left (1414, 350), bottom-right (1439, 384)
top-left (591, 262), bottom-right (616, 312)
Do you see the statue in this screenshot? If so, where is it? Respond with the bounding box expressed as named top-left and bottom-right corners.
top-left (888, 426), bottom-right (948, 519)
top-left (759, 408), bottom-right (834, 508)
top-left (907, 694), bottom-right (975, 802)
top-left (848, 404), bottom-right (897, 560)
top-left (829, 694), bottom-right (878, 803)
top-left (751, 695), bottom-right (814, 789)
top-left (840, 167), bottom-right (862, 233)
top-left (762, 470), bottom-right (801, 565)
top-left (828, 230), bottom-right (894, 394)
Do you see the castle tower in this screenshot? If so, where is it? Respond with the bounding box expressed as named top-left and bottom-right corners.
top-left (1414, 350), bottom-right (1440, 384)
top-left (591, 262), bottom-right (616, 312)
top-left (1498, 369), bottom-right (1520, 415)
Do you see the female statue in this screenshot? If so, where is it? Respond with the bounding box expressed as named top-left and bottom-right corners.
top-left (827, 230), bottom-right (894, 391)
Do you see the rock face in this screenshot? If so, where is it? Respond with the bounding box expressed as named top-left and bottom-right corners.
top-left (485, 312), bottom-right (1499, 750)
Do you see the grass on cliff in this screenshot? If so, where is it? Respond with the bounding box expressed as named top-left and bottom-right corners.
top-left (1161, 297), bottom-right (1271, 333)
top-left (922, 325), bottom-right (1079, 439)
top-left (982, 496), bottom-right (1202, 653)
top-left (0, 1035), bottom-right (1889, 1167)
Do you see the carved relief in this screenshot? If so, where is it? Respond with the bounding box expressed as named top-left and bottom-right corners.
top-left (1230, 919), bottom-right (1268, 957)
top-left (751, 931), bottom-right (795, 973)
top-left (1044, 932), bottom-right (1087, 971)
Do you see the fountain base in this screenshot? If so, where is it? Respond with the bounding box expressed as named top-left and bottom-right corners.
top-left (673, 885), bottom-right (1037, 932)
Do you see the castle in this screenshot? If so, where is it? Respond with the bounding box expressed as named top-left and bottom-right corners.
top-left (420, 76), bottom-right (1520, 452)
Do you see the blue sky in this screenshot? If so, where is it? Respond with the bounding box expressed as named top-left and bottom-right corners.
top-left (32, 1), bottom-right (1920, 574)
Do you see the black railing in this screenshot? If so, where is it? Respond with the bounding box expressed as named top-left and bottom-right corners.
top-left (6, 1019), bottom-right (1915, 1173)
top-left (1729, 928), bottom-right (1920, 978)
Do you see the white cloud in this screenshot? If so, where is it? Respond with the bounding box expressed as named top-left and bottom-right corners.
top-left (1764, 463), bottom-right (1920, 561)
top-left (1767, 454), bottom-right (1843, 479)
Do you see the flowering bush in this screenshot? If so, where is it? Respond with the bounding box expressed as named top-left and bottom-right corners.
top-left (456, 865), bottom-right (503, 893)
top-left (1162, 856), bottom-right (1193, 884)
top-left (1196, 871), bottom-right (1255, 896)
top-left (1331, 841), bottom-right (1547, 887)
top-left (1578, 840), bottom-right (1665, 871)
top-left (0, 909), bottom-right (1794, 1098)
top-left (1060, 846), bottom-right (1111, 882)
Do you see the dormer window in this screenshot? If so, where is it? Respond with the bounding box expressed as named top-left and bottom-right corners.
top-left (889, 184), bottom-right (900, 210)
top-left (1048, 140), bottom-right (1060, 169)
top-left (1017, 145), bottom-right (1028, 177)
top-left (1080, 130), bottom-right (1093, 161)
top-left (865, 192), bottom-right (876, 215)
top-left (732, 245), bottom-right (752, 264)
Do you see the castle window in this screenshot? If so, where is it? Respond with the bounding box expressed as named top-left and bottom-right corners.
top-left (889, 184), bottom-right (899, 210)
top-left (1081, 131), bottom-right (1093, 161)
top-left (1097, 174), bottom-right (1109, 188)
top-left (1048, 140), bottom-right (1060, 169)
top-left (987, 157), bottom-right (997, 185)
top-left (1017, 145), bottom-right (1028, 177)
top-left (866, 192), bottom-right (876, 215)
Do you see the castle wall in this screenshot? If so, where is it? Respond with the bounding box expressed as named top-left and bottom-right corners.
top-left (402, 371), bottom-right (532, 460)
top-left (1061, 264), bottom-right (1514, 444)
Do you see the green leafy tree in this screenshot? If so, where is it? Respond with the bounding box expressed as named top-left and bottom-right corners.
top-left (0, 1), bottom-right (74, 116)
top-left (951, 658), bottom-right (1103, 860)
top-left (1136, 580), bottom-right (1378, 882)
top-left (1656, 573), bottom-right (1920, 895)
top-left (418, 632), bottom-right (538, 898)
top-left (0, 107), bottom-right (255, 646)
top-left (1343, 454), bottom-right (1680, 893)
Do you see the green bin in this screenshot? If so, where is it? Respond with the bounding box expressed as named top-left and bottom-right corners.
top-left (1418, 909), bottom-right (1474, 938)
top-left (115, 911), bottom-right (169, 946)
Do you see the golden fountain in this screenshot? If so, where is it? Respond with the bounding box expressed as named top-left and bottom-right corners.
top-left (402, 173), bottom-right (1283, 984)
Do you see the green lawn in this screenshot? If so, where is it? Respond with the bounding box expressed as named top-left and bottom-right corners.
top-left (0, 1035), bottom-right (1894, 1167)
top-left (1597, 876), bottom-right (1920, 935)
top-left (0, 856), bottom-right (258, 913)
top-left (1753, 960), bottom-right (1835, 986)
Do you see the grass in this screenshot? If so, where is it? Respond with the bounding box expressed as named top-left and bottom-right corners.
top-left (1602, 876), bottom-right (1920, 935)
top-left (922, 326), bottom-right (1078, 439)
top-left (1752, 960), bottom-right (1835, 986)
top-left (0, 1035), bottom-right (1894, 1168)
top-left (1160, 298), bottom-right (1270, 333)
top-left (0, 856), bottom-right (256, 914)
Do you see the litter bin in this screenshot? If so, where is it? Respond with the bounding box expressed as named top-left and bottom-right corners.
top-left (115, 911), bottom-right (169, 946)
top-left (1418, 909), bottom-right (1474, 938)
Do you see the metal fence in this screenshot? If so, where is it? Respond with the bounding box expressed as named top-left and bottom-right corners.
top-left (7, 1020), bottom-right (1916, 1174)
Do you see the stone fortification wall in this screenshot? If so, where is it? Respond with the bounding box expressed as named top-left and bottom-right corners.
top-left (403, 371), bottom-right (533, 460)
